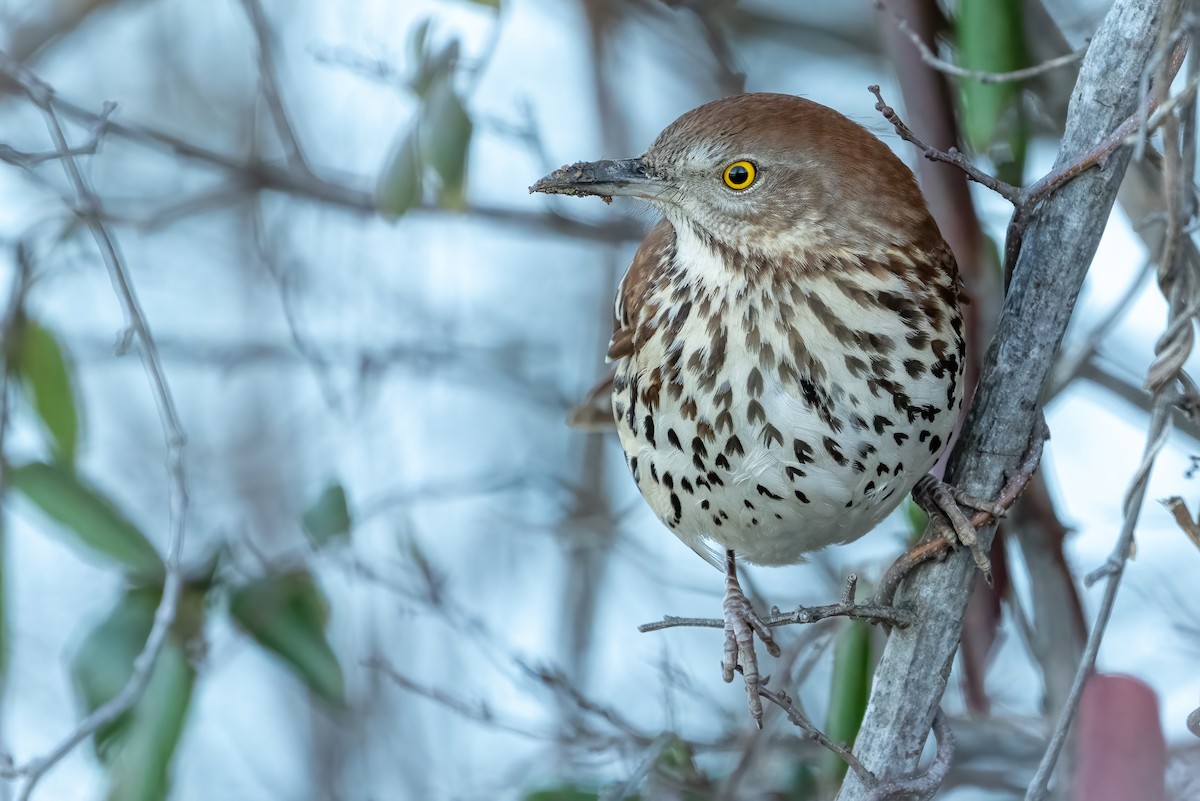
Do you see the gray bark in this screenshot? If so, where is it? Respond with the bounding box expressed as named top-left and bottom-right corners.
top-left (836, 0), bottom-right (1168, 797)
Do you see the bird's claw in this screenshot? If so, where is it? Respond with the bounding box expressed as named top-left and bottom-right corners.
top-left (722, 570), bottom-right (780, 728)
top-left (913, 475), bottom-right (1005, 584)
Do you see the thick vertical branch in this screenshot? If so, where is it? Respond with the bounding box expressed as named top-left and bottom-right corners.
top-left (837, 0), bottom-right (1167, 797)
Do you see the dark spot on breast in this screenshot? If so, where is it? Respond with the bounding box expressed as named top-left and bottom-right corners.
top-left (873, 415), bottom-right (892, 434)
top-left (823, 436), bottom-right (847, 466)
top-left (744, 499), bottom-right (755, 509)
top-left (793, 439), bottom-right (814, 464)
top-left (707, 470), bottom-right (724, 486)
top-left (668, 429), bottom-right (683, 450)
top-left (716, 409), bottom-right (733, 433)
top-left (929, 434), bottom-right (943, 454)
top-left (865, 480), bottom-right (876, 494)
top-left (762, 424), bottom-right (783, 448)
top-left (852, 461), bottom-right (865, 473)
top-left (680, 476), bottom-right (694, 494)
top-left (747, 400), bottom-right (765, 424)
top-left (629, 456), bottom-right (639, 479)
top-left (712, 515), bottom-right (723, 526)
top-left (670, 492), bottom-right (681, 521)
top-left (692, 436), bottom-right (708, 459)
top-left (845, 355), bottom-right (867, 377)
top-left (701, 499), bottom-right (710, 510)
top-left (876, 463), bottom-right (890, 476)
top-left (662, 471), bottom-right (674, 489)
top-left (795, 490), bottom-right (810, 503)
top-left (786, 465), bottom-right (806, 481)
top-left (850, 414), bottom-right (868, 431)
top-left (904, 359), bottom-right (926, 378)
top-left (893, 432), bottom-right (909, 446)
top-left (696, 421), bottom-right (715, 443)
top-left (719, 509), bottom-right (729, 520)
top-left (756, 484), bottom-right (784, 500)
top-left (725, 435), bottom-right (745, 456)
top-left (747, 367), bottom-right (764, 397)
top-left (643, 416), bottom-right (656, 447)
top-left (919, 430), bottom-right (931, 442)
top-left (692, 453), bottom-right (706, 471)
top-left (715, 453), bottom-right (730, 469)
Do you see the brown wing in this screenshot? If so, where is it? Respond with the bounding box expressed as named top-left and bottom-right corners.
top-left (569, 219), bottom-right (675, 430)
top-left (608, 219), bottom-right (674, 360)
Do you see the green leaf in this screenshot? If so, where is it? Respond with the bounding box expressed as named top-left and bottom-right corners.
top-left (376, 126), bottom-right (423, 218)
top-left (302, 482), bottom-right (352, 547)
top-left (956, 0), bottom-right (1029, 183)
top-left (523, 789), bottom-right (600, 801)
top-left (11, 461), bottom-right (163, 578)
top-left (422, 76), bottom-right (472, 210)
top-left (822, 621), bottom-right (874, 785)
top-left (104, 638), bottom-right (194, 801)
top-left (17, 319), bottom-right (80, 466)
top-left (229, 570), bottom-right (344, 706)
top-left (72, 587), bottom-right (195, 801)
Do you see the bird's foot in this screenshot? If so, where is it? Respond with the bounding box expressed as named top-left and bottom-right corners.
top-left (912, 475), bottom-right (1008, 584)
top-left (721, 550), bottom-right (780, 728)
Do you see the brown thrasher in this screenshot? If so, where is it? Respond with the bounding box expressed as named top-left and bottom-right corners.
top-left (531, 93), bottom-right (994, 725)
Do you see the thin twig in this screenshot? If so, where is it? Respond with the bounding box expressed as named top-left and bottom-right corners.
top-left (867, 710), bottom-right (954, 801)
top-left (0, 101), bottom-right (114, 167)
top-left (237, 0), bottom-right (310, 174)
top-left (1025, 403), bottom-right (1171, 801)
top-left (757, 683), bottom-right (876, 787)
top-left (868, 85), bottom-right (1022, 203)
top-left (876, 0), bottom-right (1088, 85)
top-left (638, 599), bottom-right (912, 634)
top-left (8, 67), bottom-right (189, 801)
top-left (1025, 9), bottom-right (1200, 797)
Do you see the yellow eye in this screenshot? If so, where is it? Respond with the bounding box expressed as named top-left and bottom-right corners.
top-left (722, 160), bottom-right (757, 190)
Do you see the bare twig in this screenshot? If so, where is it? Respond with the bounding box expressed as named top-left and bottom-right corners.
top-left (0, 101), bottom-right (114, 167)
top-left (365, 656), bottom-right (545, 740)
top-left (1025, 6), bottom-right (1200, 797)
top-left (757, 683), bottom-right (876, 787)
top-left (867, 711), bottom-right (954, 801)
top-left (868, 85), bottom-right (1022, 203)
top-left (237, 0), bottom-right (310, 174)
top-left (5, 65), bottom-right (190, 801)
top-left (876, 0), bottom-right (1088, 85)
top-left (638, 599), bottom-right (912, 634)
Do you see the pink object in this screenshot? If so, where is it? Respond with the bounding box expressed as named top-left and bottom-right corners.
top-left (1072, 673), bottom-right (1166, 801)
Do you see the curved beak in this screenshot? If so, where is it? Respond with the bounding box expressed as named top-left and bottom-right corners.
top-left (529, 158), bottom-right (668, 203)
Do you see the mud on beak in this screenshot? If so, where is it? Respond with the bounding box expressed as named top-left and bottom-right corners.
top-left (529, 158), bottom-right (668, 203)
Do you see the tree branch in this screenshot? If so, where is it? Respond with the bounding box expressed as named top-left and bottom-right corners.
top-left (4, 60), bottom-right (190, 801)
top-left (836, 1), bottom-right (1173, 797)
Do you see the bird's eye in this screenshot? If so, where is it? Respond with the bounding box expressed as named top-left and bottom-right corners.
top-left (722, 160), bottom-right (757, 190)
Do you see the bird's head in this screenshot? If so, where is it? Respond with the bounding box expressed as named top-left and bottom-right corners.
top-left (531, 92), bottom-right (940, 264)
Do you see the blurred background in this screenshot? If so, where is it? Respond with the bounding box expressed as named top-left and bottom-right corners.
top-left (0, 0), bottom-right (1198, 799)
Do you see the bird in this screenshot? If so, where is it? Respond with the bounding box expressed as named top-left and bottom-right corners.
top-left (531, 92), bottom-right (993, 725)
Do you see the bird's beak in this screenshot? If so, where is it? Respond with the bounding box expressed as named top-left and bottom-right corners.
top-left (529, 158), bottom-right (668, 203)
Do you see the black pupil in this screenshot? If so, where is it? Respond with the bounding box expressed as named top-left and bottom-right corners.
top-left (729, 165), bottom-right (750, 185)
